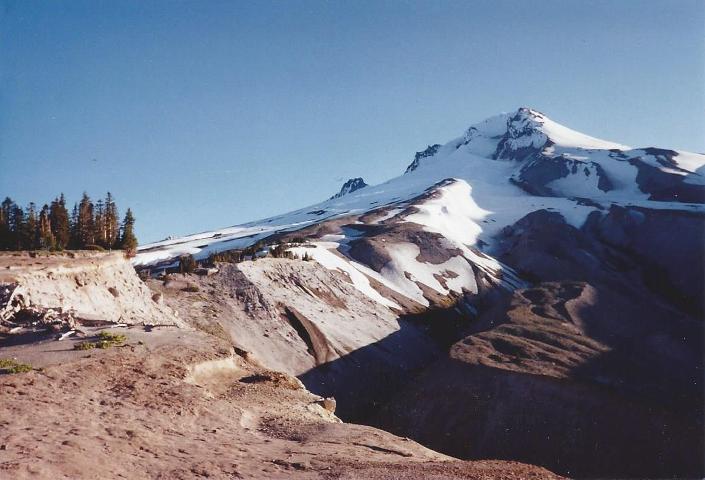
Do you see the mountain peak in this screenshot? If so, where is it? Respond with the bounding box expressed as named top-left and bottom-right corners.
top-left (515, 106), bottom-right (545, 118)
top-left (330, 177), bottom-right (368, 200)
top-left (135, 107), bottom-right (705, 270)
top-left (502, 107), bottom-right (629, 152)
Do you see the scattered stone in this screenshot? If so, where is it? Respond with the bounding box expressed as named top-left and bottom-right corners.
top-left (1, 284), bottom-right (79, 334)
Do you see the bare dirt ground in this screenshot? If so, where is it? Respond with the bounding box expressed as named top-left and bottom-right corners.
top-left (0, 325), bottom-right (559, 479)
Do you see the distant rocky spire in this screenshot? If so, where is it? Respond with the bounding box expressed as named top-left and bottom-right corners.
top-left (330, 177), bottom-right (368, 200)
top-left (404, 144), bottom-right (441, 174)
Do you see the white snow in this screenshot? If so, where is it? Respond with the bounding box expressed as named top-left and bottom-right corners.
top-left (134, 106), bottom-right (704, 284)
top-left (371, 207), bottom-right (404, 223)
top-left (405, 181), bottom-right (488, 247)
top-left (287, 242), bottom-right (401, 309)
top-left (675, 151), bottom-right (705, 173)
top-left (532, 113), bottom-right (631, 150)
top-left (379, 243), bottom-right (477, 307)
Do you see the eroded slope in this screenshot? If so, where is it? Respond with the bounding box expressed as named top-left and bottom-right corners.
top-left (372, 208), bottom-right (705, 478)
top-left (0, 252), bottom-right (180, 332)
top-left (0, 254), bottom-right (559, 479)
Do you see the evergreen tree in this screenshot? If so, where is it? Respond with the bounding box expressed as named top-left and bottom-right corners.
top-left (0, 193), bottom-right (134, 252)
top-left (10, 204), bottom-right (25, 250)
top-left (49, 194), bottom-right (70, 249)
top-left (179, 254), bottom-right (196, 274)
top-left (94, 199), bottom-right (106, 247)
top-left (119, 208), bottom-right (138, 255)
top-left (24, 203), bottom-right (38, 250)
top-left (0, 197), bottom-right (12, 250)
top-left (69, 203), bottom-right (80, 249)
top-left (105, 192), bottom-right (119, 248)
top-left (76, 192), bottom-right (95, 248)
top-left (38, 204), bottom-right (55, 250)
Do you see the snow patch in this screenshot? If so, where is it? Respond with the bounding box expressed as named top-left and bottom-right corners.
top-left (287, 243), bottom-right (400, 309)
top-left (379, 243), bottom-right (477, 307)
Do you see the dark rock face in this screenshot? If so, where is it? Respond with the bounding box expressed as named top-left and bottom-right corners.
top-left (346, 223), bottom-right (463, 273)
top-left (298, 317), bottom-right (444, 421)
top-left (627, 156), bottom-right (705, 203)
top-left (640, 147), bottom-right (681, 168)
top-left (405, 144), bottom-right (441, 173)
top-left (502, 144), bottom-right (705, 203)
top-left (510, 156), bottom-right (613, 196)
top-left (583, 205), bottom-right (705, 315)
top-left (493, 108), bottom-right (549, 161)
top-left (330, 177), bottom-right (368, 200)
top-left (370, 208), bottom-right (705, 479)
top-left (510, 155), bottom-right (569, 196)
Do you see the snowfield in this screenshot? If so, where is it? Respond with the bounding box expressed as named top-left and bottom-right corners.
top-left (380, 243), bottom-right (478, 306)
top-left (134, 107), bottom-right (705, 307)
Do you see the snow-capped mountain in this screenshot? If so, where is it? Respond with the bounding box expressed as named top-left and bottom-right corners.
top-left (135, 107), bottom-right (705, 277)
top-left (133, 107), bottom-right (705, 477)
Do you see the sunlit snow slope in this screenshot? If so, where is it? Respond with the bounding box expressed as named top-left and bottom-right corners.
top-left (135, 107), bottom-right (705, 285)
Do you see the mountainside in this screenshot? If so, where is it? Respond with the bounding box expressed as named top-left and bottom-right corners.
top-left (129, 108), bottom-right (705, 478)
top-left (135, 107), bottom-right (705, 272)
top-left (373, 207), bottom-right (704, 477)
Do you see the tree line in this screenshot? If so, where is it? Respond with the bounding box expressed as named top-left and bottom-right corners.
top-left (0, 192), bottom-right (137, 253)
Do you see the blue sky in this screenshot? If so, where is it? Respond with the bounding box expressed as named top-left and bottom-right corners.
top-left (1, 0), bottom-right (703, 242)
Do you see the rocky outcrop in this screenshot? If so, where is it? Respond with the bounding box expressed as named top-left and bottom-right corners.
top-left (493, 107), bottom-right (551, 161)
top-left (629, 156), bottom-right (705, 202)
top-left (405, 144), bottom-right (441, 173)
top-left (330, 177), bottom-right (368, 199)
top-left (510, 155), bottom-right (613, 196)
top-left (584, 205), bottom-right (705, 315)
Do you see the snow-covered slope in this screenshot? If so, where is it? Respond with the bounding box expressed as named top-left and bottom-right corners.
top-left (134, 107), bottom-right (705, 309)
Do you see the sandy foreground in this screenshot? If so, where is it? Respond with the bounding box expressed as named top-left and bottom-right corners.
top-left (0, 324), bottom-right (559, 480)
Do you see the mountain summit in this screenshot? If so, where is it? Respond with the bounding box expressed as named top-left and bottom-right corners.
top-left (403, 107), bottom-right (704, 201)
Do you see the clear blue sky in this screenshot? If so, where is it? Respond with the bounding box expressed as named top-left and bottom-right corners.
top-left (1, 0), bottom-right (703, 242)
